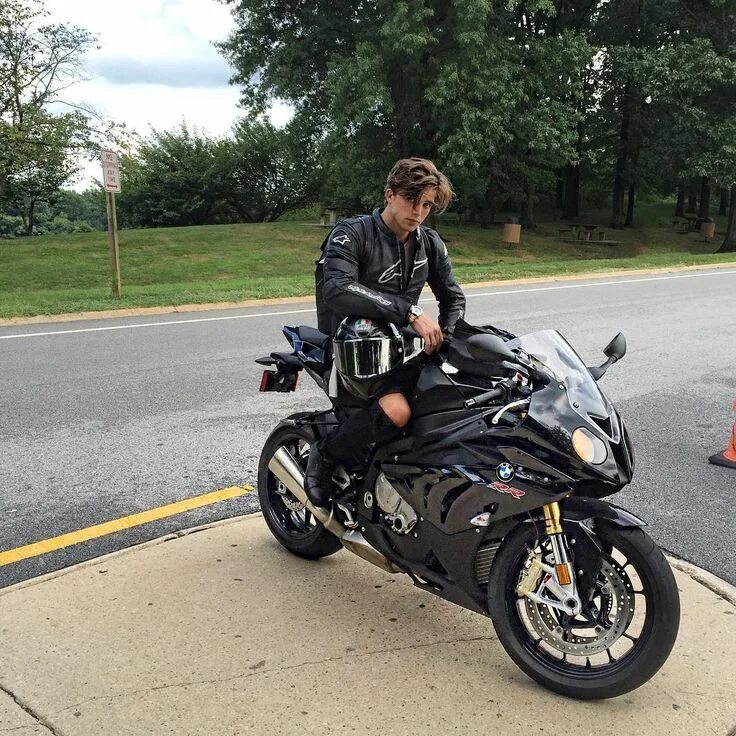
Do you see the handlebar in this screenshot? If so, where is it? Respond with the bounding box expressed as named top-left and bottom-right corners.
top-left (463, 385), bottom-right (506, 410)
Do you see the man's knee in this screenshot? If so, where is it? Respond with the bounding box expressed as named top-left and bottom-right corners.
top-left (378, 393), bottom-right (411, 428)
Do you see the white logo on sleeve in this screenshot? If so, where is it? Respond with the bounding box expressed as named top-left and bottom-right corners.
top-left (378, 259), bottom-right (402, 284)
top-left (347, 284), bottom-right (392, 306)
top-left (411, 257), bottom-right (428, 274)
top-left (333, 234), bottom-right (351, 246)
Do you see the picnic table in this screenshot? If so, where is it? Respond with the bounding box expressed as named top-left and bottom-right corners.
top-left (560, 223), bottom-right (607, 241)
top-left (577, 223), bottom-right (602, 240)
top-left (683, 213), bottom-right (699, 231)
top-left (559, 222), bottom-right (620, 245)
top-left (319, 207), bottom-right (340, 227)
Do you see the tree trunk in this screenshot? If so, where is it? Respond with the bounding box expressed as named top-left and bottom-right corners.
top-left (625, 185), bottom-right (635, 227)
top-left (387, 63), bottom-right (411, 157)
top-left (698, 176), bottom-right (711, 218)
top-left (521, 180), bottom-right (536, 230)
top-left (719, 187), bottom-right (729, 216)
top-left (479, 182), bottom-right (495, 229)
top-left (675, 186), bottom-right (685, 217)
top-left (611, 84), bottom-right (632, 228)
top-left (687, 181), bottom-right (697, 212)
top-left (555, 168), bottom-right (564, 211)
top-left (561, 119), bottom-right (583, 221)
top-left (25, 199), bottom-right (36, 236)
top-left (563, 163), bottom-right (580, 220)
top-left (718, 184), bottom-right (736, 252)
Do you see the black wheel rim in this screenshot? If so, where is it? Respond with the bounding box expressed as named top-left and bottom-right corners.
top-left (506, 533), bottom-right (653, 679)
top-left (265, 435), bottom-right (320, 539)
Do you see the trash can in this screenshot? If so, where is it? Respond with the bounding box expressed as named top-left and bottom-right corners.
top-left (502, 216), bottom-right (521, 245)
top-left (700, 217), bottom-right (716, 239)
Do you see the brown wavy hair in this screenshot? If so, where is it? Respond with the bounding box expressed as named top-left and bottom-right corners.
top-left (385, 158), bottom-right (455, 214)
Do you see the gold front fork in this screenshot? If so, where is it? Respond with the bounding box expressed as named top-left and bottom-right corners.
top-left (542, 501), bottom-right (563, 535)
top-left (542, 502), bottom-right (572, 587)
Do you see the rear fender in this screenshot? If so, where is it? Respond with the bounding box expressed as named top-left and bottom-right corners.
top-left (271, 411), bottom-right (340, 444)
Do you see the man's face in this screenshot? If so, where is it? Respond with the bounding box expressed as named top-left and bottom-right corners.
top-left (384, 186), bottom-right (437, 236)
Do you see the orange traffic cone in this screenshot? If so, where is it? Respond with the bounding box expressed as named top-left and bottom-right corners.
top-left (708, 400), bottom-right (736, 469)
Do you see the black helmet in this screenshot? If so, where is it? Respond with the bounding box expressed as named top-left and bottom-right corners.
top-left (333, 317), bottom-right (404, 399)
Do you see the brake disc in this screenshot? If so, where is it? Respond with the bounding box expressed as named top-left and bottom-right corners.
top-left (276, 479), bottom-right (305, 512)
top-left (274, 440), bottom-right (307, 512)
top-left (523, 557), bottom-right (636, 656)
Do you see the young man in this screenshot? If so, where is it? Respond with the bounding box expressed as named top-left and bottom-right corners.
top-left (306, 157), bottom-right (466, 505)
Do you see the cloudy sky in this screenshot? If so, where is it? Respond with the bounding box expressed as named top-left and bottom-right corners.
top-left (42, 0), bottom-right (291, 187)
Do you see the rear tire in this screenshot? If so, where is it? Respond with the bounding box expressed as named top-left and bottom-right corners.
top-left (488, 521), bottom-right (680, 699)
top-left (258, 424), bottom-right (342, 560)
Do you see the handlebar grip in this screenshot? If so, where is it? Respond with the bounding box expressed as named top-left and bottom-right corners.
top-left (464, 385), bottom-right (506, 410)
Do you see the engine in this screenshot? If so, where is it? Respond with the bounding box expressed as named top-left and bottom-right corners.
top-left (373, 472), bottom-right (418, 535)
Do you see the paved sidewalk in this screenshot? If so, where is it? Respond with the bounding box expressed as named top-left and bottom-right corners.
top-left (1, 514), bottom-right (734, 736)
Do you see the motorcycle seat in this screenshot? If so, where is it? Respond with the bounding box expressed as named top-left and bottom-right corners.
top-left (296, 326), bottom-right (331, 350)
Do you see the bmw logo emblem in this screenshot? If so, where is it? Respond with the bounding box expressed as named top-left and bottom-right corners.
top-left (496, 463), bottom-right (515, 482)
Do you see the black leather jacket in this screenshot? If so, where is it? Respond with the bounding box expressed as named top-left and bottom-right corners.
top-left (318, 208), bottom-right (466, 336)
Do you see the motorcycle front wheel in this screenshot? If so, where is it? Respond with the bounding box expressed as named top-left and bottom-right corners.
top-left (487, 521), bottom-right (680, 699)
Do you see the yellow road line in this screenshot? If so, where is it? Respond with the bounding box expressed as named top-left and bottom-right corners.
top-left (0, 485), bottom-right (254, 567)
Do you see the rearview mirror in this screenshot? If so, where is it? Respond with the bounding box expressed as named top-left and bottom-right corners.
top-left (588, 332), bottom-right (627, 381)
top-left (604, 333), bottom-right (626, 362)
top-left (466, 334), bottom-right (516, 364)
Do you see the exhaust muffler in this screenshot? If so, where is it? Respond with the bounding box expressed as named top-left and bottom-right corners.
top-left (268, 447), bottom-right (400, 574)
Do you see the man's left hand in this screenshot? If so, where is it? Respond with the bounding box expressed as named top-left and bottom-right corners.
top-left (412, 312), bottom-right (444, 354)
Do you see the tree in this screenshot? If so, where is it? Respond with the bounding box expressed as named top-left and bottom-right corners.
top-left (640, 35), bottom-right (736, 249)
top-left (0, 0), bottom-right (111, 232)
top-left (221, 0), bottom-right (594, 223)
top-left (226, 116), bottom-right (321, 221)
top-left (3, 109), bottom-right (92, 233)
top-left (116, 119), bottom-right (319, 227)
top-left (116, 125), bottom-right (232, 228)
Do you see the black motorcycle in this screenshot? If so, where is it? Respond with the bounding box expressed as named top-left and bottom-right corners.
top-left (256, 320), bottom-right (680, 699)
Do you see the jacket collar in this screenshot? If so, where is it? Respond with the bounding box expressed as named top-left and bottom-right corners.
top-left (372, 207), bottom-right (423, 244)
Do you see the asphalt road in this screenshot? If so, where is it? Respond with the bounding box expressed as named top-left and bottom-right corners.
top-left (1, 268), bottom-right (735, 588)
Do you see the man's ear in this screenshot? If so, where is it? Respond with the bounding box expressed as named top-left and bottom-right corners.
top-left (385, 187), bottom-right (395, 204)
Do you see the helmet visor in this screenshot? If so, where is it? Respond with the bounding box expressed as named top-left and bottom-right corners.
top-left (334, 337), bottom-right (402, 379)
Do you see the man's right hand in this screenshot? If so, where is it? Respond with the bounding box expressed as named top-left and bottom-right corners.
top-left (411, 313), bottom-right (444, 353)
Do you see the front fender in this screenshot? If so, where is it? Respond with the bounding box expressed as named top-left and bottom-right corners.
top-left (560, 497), bottom-right (646, 527)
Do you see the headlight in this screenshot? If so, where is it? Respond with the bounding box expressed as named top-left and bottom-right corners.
top-left (572, 427), bottom-right (608, 465)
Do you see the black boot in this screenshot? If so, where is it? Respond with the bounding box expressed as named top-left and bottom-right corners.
top-left (305, 402), bottom-right (405, 507)
top-left (304, 441), bottom-right (336, 507)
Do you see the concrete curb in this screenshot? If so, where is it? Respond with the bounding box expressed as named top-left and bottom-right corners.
top-left (668, 556), bottom-right (736, 607)
top-left (2, 261), bottom-right (735, 327)
top-left (0, 514), bottom-right (252, 596)
top-left (3, 511), bottom-right (734, 610)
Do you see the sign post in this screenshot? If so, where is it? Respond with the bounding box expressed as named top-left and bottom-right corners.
top-left (101, 149), bottom-right (122, 299)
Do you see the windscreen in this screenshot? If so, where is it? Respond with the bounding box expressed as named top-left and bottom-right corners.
top-left (508, 330), bottom-right (611, 422)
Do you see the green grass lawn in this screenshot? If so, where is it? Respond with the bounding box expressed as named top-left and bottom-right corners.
top-left (1, 202), bottom-right (734, 318)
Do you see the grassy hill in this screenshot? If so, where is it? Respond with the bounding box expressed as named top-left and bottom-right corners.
top-left (1, 203), bottom-right (734, 319)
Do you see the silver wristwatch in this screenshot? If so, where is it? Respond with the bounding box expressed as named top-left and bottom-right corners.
top-left (407, 304), bottom-right (424, 324)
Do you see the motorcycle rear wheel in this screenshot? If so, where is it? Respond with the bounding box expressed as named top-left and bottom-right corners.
top-left (487, 521), bottom-right (680, 699)
top-left (258, 424), bottom-right (342, 559)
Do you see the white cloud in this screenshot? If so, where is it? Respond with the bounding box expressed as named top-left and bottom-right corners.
top-left (40, 0), bottom-right (294, 189)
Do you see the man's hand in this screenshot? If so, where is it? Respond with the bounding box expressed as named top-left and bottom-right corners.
top-left (411, 313), bottom-right (444, 353)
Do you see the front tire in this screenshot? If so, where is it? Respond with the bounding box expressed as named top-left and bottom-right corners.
top-left (488, 521), bottom-right (680, 699)
top-left (258, 423), bottom-right (342, 560)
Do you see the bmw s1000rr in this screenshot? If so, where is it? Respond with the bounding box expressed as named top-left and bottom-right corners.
top-left (255, 320), bottom-right (680, 699)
